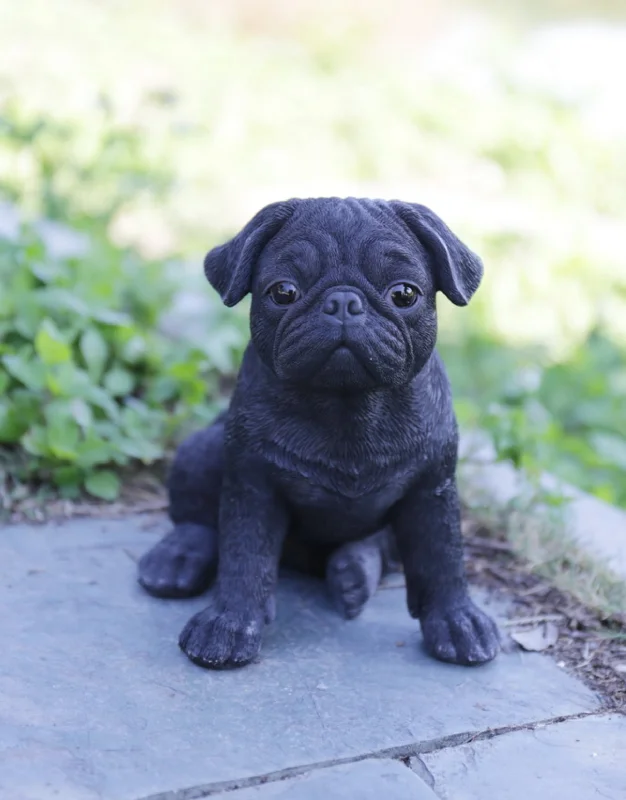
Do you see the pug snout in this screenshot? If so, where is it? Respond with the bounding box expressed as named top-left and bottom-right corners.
top-left (322, 289), bottom-right (365, 324)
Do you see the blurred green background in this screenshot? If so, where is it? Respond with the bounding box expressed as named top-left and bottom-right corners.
top-left (1, 0), bottom-right (625, 509)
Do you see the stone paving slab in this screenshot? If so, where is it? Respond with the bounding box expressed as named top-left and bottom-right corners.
top-left (420, 713), bottom-right (626, 800)
top-left (210, 760), bottom-right (436, 800)
top-left (0, 516), bottom-right (601, 800)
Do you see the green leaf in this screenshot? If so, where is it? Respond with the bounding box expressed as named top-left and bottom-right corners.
top-left (51, 466), bottom-right (82, 497)
top-left (145, 375), bottom-right (178, 404)
top-left (12, 299), bottom-right (41, 339)
top-left (85, 470), bottom-right (120, 501)
top-left (590, 433), bottom-right (626, 471)
top-left (2, 354), bottom-right (46, 390)
top-left (45, 362), bottom-right (89, 397)
top-left (35, 319), bottom-right (72, 365)
top-left (80, 327), bottom-right (108, 380)
top-left (30, 261), bottom-right (69, 284)
top-left (75, 435), bottom-right (116, 469)
top-left (104, 367), bottom-right (135, 397)
top-left (118, 438), bottom-right (163, 463)
top-left (120, 335), bottom-right (147, 364)
top-left (36, 288), bottom-right (91, 317)
top-left (21, 425), bottom-right (50, 457)
top-left (70, 397), bottom-right (93, 429)
top-left (201, 326), bottom-right (241, 373)
top-left (46, 413), bottom-right (80, 460)
top-left (91, 308), bottom-right (132, 327)
top-left (84, 385), bottom-right (120, 420)
top-left (0, 402), bottom-right (27, 442)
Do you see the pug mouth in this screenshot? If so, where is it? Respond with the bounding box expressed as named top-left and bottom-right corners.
top-left (328, 341), bottom-right (371, 369)
top-left (315, 338), bottom-right (386, 386)
top-left (271, 311), bottom-right (414, 389)
top-left (332, 343), bottom-right (356, 357)
top-left (327, 341), bottom-right (367, 365)
top-left (309, 342), bottom-right (377, 388)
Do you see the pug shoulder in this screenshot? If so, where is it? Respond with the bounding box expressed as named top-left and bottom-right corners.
top-left (138, 198), bottom-right (500, 670)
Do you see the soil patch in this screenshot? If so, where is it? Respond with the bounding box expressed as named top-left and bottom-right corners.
top-left (463, 516), bottom-right (626, 711)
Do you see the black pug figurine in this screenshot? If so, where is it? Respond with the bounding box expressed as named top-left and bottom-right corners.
top-left (138, 198), bottom-right (500, 669)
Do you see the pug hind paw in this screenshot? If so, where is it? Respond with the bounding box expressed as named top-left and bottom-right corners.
top-left (138, 523), bottom-right (217, 599)
top-left (327, 544), bottom-right (382, 619)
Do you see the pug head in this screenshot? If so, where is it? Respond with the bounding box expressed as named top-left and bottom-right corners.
top-left (204, 198), bottom-right (483, 392)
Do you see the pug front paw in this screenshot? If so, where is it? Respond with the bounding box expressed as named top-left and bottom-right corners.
top-left (420, 599), bottom-right (500, 666)
top-left (178, 605), bottom-right (264, 669)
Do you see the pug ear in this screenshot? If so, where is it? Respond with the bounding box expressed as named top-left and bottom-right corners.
top-left (204, 200), bottom-right (298, 306)
top-left (389, 201), bottom-right (483, 306)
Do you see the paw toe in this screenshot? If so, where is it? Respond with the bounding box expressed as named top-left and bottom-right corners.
top-left (231, 622), bottom-right (264, 665)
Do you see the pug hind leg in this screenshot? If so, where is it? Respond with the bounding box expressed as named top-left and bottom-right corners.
top-left (327, 529), bottom-right (391, 619)
top-left (138, 421), bottom-right (224, 598)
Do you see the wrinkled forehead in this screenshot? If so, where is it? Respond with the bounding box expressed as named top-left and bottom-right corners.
top-left (256, 199), bottom-right (431, 287)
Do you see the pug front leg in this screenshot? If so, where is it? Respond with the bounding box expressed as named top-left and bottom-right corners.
top-left (179, 472), bottom-right (287, 669)
top-left (392, 477), bottom-right (500, 666)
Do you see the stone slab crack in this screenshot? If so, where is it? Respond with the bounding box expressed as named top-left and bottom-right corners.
top-left (135, 708), bottom-right (612, 800)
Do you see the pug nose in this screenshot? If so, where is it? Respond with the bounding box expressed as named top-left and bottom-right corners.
top-left (323, 290), bottom-right (365, 323)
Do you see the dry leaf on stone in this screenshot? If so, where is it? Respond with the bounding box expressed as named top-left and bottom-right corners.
top-left (510, 622), bottom-right (559, 652)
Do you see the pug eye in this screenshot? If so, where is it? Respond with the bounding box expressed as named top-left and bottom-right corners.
top-left (388, 283), bottom-right (421, 308)
top-left (268, 281), bottom-right (299, 306)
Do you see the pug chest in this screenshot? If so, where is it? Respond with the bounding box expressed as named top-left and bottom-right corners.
top-left (264, 439), bottom-right (421, 540)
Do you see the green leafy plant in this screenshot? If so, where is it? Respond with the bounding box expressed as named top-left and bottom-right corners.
top-left (0, 227), bottom-right (238, 503)
top-left (443, 332), bottom-right (626, 508)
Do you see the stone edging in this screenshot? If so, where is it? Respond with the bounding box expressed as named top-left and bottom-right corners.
top-left (458, 431), bottom-right (626, 584)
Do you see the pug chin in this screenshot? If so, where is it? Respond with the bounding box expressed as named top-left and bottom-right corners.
top-left (306, 345), bottom-right (378, 391)
top-left (273, 345), bottom-right (373, 391)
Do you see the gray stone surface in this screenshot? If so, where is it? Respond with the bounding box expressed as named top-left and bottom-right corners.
top-left (421, 714), bottom-right (626, 800)
top-left (213, 760), bottom-right (436, 799)
top-left (0, 516), bottom-right (601, 800)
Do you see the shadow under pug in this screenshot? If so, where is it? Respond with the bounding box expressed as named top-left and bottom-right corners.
top-left (138, 197), bottom-right (501, 669)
